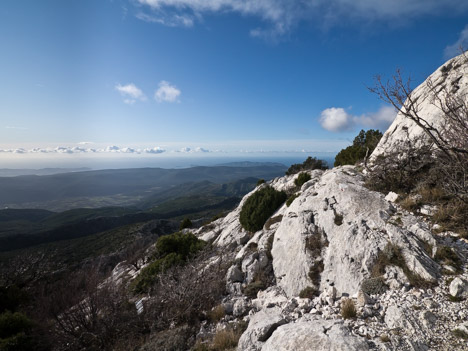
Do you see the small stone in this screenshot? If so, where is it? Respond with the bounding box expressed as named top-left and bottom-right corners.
top-left (385, 192), bottom-right (399, 203)
top-left (357, 290), bottom-right (372, 307)
top-left (450, 277), bottom-right (468, 298)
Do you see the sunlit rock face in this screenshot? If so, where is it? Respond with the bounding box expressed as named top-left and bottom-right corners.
top-left (371, 52), bottom-right (468, 159)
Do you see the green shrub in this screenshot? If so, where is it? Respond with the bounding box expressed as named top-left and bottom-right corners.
top-left (299, 286), bottom-right (317, 299)
top-left (256, 179), bottom-right (265, 186)
top-left (361, 277), bottom-right (388, 295)
top-left (133, 232), bottom-right (206, 293)
top-left (239, 186), bottom-right (287, 232)
top-left (286, 157), bottom-right (328, 175)
top-left (180, 218), bottom-right (192, 230)
top-left (334, 129), bottom-right (382, 167)
top-left (341, 298), bottom-right (357, 319)
top-left (294, 172), bottom-right (311, 187)
top-left (286, 193), bottom-right (300, 207)
top-left (155, 232), bottom-right (206, 259)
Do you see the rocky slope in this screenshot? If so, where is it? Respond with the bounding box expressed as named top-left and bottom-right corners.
top-left (372, 51), bottom-right (468, 159)
top-left (189, 54), bottom-right (468, 350)
top-left (192, 164), bottom-right (468, 350)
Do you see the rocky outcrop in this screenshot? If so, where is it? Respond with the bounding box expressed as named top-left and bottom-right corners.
top-left (371, 52), bottom-right (468, 159)
top-left (262, 318), bottom-right (369, 351)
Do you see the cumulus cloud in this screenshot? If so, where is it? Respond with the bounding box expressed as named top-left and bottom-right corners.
top-left (319, 106), bottom-right (396, 132)
top-left (155, 81), bottom-right (181, 103)
top-left (135, 0), bottom-right (468, 38)
top-left (144, 147), bottom-right (166, 154)
top-left (319, 107), bottom-right (353, 132)
top-left (115, 83), bottom-right (147, 104)
top-left (444, 24), bottom-right (468, 60)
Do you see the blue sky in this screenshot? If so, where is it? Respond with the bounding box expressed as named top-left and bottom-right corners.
top-left (1, 0), bottom-right (468, 167)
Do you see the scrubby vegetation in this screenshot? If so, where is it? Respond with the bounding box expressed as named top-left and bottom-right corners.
top-left (299, 286), bottom-right (317, 299)
top-left (132, 232), bottom-right (206, 293)
top-left (334, 129), bottom-right (382, 167)
top-left (286, 157), bottom-right (328, 175)
top-left (367, 68), bottom-right (468, 238)
top-left (371, 242), bottom-right (434, 289)
top-left (180, 217), bottom-right (192, 229)
top-left (239, 186), bottom-right (287, 232)
top-left (294, 172), bottom-right (311, 187)
top-left (361, 277), bottom-right (388, 295)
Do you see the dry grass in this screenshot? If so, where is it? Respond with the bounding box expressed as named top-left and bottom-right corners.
top-left (211, 329), bottom-right (239, 350)
top-left (341, 298), bottom-right (357, 319)
top-left (207, 304), bottom-right (226, 323)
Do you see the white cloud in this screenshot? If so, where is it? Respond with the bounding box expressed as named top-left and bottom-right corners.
top-left (105, 145), bottom-right (121, 152)
top-left (135, 0), bottom-right (468, 38)
top-left (155, 81), bottom-right (181, 103)
top-left (178, 147), bottom-right (191, 153)
top-left (78, 141), bottom-right (94, 145)
top-left (319, 106), bottom-right (396, 132)
top-left (444, 25), bottom-right (468, 60)
top-left (144, 147), bottom-right (166, 154)
top-left (115, 83), bottom-right (147, 104)
top-left (195, 147), bottom-right (210, 153)
top-left (136, 12), bottom-right (194, 27)
top-left (319, 107), bottom-right (354, 132)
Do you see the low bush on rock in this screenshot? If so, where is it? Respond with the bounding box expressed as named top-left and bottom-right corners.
top-left (299, 286), bottom-right (317, 299)
top-left (361, 277), bottom-right (388, 295)
top-left (286, 157), bottom-right (328, 175)
top-left (239, 186), bottom-right (287, 233)
top-left (294, 172), bottom-right (311, 187)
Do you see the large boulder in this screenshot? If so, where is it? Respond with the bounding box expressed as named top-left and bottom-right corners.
top-left (262, 318), bottom-right (369, 351)
top-left (271, 166), bottom-right (439, 298)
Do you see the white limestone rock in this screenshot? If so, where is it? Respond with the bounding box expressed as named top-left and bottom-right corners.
top-left (262, 318), bottom-right (369, 351)
top-left (371, 52), bottom-right (468, 160)
top-left (449, 277), bottom-right (468, 298)
top-left (236, 307), bottom-right (287, 351)
top-left (385, 191), bottom-right (399, 203)
top-left (271, 166), bottom-right (439, 298)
